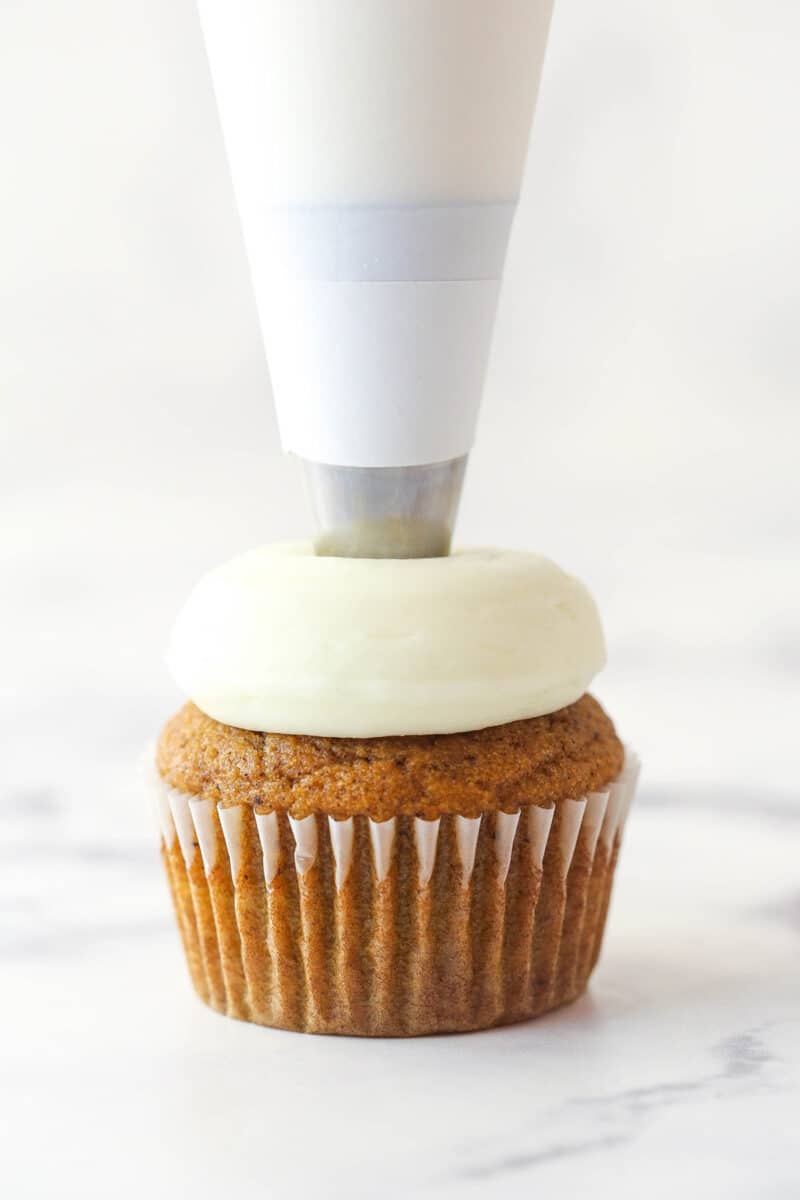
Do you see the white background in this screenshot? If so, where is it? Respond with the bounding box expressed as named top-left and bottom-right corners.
top-left (1, 4), bottom-right (798, 1197)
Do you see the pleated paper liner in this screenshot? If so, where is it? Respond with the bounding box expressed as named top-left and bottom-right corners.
top-left (150, 752), bottom-right (639, 1036)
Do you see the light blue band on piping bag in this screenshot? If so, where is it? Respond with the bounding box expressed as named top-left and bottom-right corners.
top-left (261, 202), bottom-right (517, 282)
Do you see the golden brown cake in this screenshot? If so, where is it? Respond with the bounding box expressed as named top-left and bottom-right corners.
top-left (153, 694), bottom-right (634, 1036)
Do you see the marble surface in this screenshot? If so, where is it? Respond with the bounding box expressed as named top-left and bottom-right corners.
top-left (2, 763), bottom-right (798, 1199)
top-left (3, 2), bottom-right (799, 1195)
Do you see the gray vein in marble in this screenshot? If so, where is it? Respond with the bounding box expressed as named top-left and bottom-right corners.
top-left (567, 1026), bottom-right (777, 1116)
top-left (452, 1134), bottom-right (630, 1181)
top-left (446, 1026), bottom-right (781, 1186)
top-left (0, 839), bottom-right (156, 867)
top-left (0, 917), bottom-right (171, 961)
top-left (755, 891), bottom-right (800, 933)
top-left (715, 1028), bottom-right (777, 1080)
top-left (643, 786), bottom-right (800, 823)
top-left (0, 788), bottom-right (62, 817)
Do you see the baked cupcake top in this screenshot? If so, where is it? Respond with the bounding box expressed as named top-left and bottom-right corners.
top-left (166, 542), bottom-right (606, 738)
top-left (157, 694), bottom-right (623, 820)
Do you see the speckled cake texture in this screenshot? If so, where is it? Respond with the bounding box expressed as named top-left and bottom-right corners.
top-left (153, 695), bottom-right (637, 1036)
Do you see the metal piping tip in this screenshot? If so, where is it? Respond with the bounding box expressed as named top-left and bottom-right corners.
top-left (303, 456), bottom-right (467, 558)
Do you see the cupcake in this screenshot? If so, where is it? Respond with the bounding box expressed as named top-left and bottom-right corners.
top-left (152, 543), bottom-right (638, 1036)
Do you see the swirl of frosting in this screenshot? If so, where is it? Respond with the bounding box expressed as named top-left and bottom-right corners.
top-left (166, 543), bottom-right (606, 737)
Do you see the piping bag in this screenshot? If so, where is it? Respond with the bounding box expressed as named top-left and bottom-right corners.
top-left (197, 0), bottom-right (554, 557)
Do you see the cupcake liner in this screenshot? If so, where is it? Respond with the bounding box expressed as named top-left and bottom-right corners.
top-left (149, 752), bottom-right (639, 1036)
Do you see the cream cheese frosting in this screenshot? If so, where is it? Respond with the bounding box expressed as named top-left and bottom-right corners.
top-left (166, 543), bottom-right (606, 737)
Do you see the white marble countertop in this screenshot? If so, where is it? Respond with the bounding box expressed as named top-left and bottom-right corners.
top-left (3, 758), bottom-right (798, 1199)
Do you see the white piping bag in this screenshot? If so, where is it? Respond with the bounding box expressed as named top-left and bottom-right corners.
top-left (197, 0), bottom-right (554, 555)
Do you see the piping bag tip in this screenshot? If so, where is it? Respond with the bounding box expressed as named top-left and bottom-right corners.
top-left (303, 456), bottom-right (467, 559)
